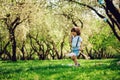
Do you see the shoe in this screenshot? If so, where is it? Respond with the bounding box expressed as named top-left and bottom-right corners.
top-left (77, 64), bottom-right (80, 67)
top-left (75, 63), bottom-right (80, 67)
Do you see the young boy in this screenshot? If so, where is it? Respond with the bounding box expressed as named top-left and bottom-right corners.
top-left (69, 27), bottom-right (82, 66)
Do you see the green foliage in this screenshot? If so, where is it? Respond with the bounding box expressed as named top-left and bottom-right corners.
top-left (0, 0), bottom-right (119, 60)
top-left (0, 59), bottom-right (120, 80)
top-left (89, 20), bottom-right (120, 55)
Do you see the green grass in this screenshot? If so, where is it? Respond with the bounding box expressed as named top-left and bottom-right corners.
top-left (0, 59), bottom-right (120, 80)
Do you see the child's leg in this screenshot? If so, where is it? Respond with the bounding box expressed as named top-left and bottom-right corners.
top-left (71, 55), bottom-right (78, 65)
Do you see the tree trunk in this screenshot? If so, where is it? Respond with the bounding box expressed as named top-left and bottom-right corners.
top-left (10, 31), bottom-right (17, 61)
top-left (21, 41), bottom-right (25, 60)
top-left (105, 0), bottom-right (120, 24)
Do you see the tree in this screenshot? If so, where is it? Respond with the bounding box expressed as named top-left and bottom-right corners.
top-left (2, 14), bottom-right (30, 61)
top-left (67, 0), bottom-right (120, 41)
top-left (0, 1), bottom-right (31, 61)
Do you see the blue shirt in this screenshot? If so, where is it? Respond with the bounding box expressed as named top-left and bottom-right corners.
top-left (72, 36), bottom-right (82, 48)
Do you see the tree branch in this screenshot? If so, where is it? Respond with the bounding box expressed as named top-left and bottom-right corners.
top-left (70, 1), bottom-right (105, 19)
top-left (104, 0), bottom-right (120, 24)
top-left (13, 15), bottom-right (29, 31)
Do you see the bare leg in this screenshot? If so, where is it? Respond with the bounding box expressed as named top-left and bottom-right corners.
top-left (71, 55), bottom-right (78, 65)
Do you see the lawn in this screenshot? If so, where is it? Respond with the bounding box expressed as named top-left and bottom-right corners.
top-left (0, 59), bottom-right (120, 80)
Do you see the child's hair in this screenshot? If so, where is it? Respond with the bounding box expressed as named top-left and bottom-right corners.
top-left (71, 27), bottom-right (81, 35)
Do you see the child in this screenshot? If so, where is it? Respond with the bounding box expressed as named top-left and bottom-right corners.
top-left (69, 27), bottom-right (82, 66)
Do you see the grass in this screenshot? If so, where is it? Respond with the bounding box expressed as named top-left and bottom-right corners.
top-left (0, 59), bottom-right (120, 80)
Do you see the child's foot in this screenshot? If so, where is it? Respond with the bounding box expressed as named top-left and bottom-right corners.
top-left (75, 63), bottom-right (80, 67)
top-left (77, 63), bottom-right (80, 67)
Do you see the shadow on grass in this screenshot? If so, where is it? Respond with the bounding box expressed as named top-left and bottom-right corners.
top-left (0, 64), bottom-right (71, 75)
top-left (0, 59), bottom-right (120, 80)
